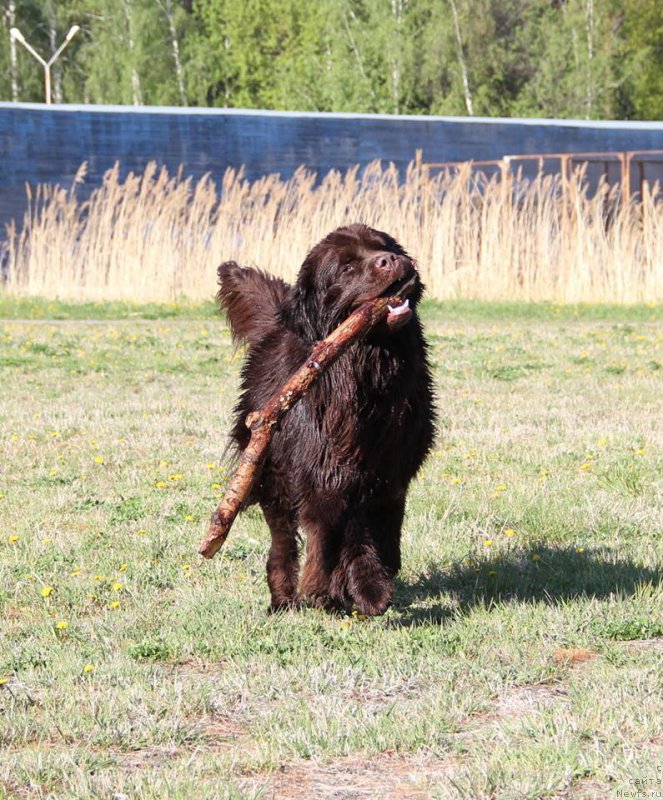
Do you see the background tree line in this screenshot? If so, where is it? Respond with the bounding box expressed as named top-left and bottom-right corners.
top-left (1, 0), bottom-right (661, 119)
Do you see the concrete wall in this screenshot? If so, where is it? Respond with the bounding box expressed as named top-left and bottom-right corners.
top-left (2, 102), bottom-right (663, 229)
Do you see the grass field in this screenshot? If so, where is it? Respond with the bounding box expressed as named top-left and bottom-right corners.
top-left (1, 299), bottom-right (662, 800)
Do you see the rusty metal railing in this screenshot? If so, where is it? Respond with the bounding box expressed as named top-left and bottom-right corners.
top-left (424, 150), bottom-right (663, 204)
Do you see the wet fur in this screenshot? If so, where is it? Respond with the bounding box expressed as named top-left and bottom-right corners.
top-left (218, 224), bottom-right (435, 615)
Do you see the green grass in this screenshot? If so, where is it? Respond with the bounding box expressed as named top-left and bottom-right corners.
top-left (0, 294), bottom-right (219, 320)
top-left (1, 301), bottom-right (661, 799)
top-left (1, 291), bottom-right (662, 322)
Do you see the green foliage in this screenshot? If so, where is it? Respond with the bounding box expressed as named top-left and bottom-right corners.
top-left (615, 0), bottom-right (663, 118)
top-left (0, 0), bottom-right (661, 118)
top-left (595, 616), bottom-right (663, 641)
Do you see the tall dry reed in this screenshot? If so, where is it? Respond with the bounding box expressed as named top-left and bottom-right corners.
top-left (3, 159), bottom-right (662, 303)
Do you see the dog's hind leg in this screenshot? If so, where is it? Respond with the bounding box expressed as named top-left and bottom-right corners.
top-left (298, 493), bottom-right (345, 611)
top-left (261, 501), bottom-right (300, 612)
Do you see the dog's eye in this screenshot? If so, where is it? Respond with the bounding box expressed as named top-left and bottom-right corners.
top-left (341, 261), bottom-right (354, 274)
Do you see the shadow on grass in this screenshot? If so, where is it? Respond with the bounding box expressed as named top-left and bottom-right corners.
top-left (392, 545), bottom-right (662, 626)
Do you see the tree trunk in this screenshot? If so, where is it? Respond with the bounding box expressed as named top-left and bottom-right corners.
top-left (8, 0), bottom-right (18, 102)
top-left (158, 0), bottom-right (187, 105)
top-left (121, 0), bottom-right (143, 105)
top-left (584, 0), bottom-right (595, 118)
top-left (48, 3), bottom-right (63, 104)
top-left (390, 0), bottom-right (404, 115)
top-left (449, 0), bottom-right (473, 116)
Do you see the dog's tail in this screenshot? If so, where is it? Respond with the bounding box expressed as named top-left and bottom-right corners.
top-left (217, 262), bottom-right (289, 346)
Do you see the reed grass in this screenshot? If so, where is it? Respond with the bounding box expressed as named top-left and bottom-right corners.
top-left (3, 159), bottom-right (662, 303)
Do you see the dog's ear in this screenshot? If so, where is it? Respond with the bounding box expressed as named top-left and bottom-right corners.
top-left (217, 262), bottom-right (289, 345)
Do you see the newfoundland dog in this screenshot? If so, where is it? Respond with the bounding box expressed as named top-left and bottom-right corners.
top-left (218, 223), bottom-right (435, 615)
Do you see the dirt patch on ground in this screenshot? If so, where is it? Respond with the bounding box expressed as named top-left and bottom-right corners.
top-left (239, 752), bottom-right (459, 800)
top-left (619, 637), bottom-right (663, 652)
top-left (498, 682), bottom-right (569, 718)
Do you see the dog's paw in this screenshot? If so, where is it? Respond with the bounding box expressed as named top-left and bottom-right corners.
top-left (348, 577), bottom-right (394, 617)
top-left (268, 599), bottom-right (303, 614)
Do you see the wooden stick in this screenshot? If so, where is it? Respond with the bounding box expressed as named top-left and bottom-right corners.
top-left (199, 276), bottom-right (417, 559)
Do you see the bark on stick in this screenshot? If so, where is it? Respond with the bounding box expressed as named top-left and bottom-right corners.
top-left (199, 276), bottom-right (417, 559)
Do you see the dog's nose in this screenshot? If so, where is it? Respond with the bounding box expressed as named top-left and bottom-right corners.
top-left (375, 252), bottom-right (400, 271)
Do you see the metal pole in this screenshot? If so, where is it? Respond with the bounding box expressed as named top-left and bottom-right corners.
top-left (44, 64), bottom-right (51, 105)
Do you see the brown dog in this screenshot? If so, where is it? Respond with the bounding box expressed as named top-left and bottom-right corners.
top-left (218, 224), bottom-right (435, 615)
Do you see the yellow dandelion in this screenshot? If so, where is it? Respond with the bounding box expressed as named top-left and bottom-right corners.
top-left (70, 567), bottom-right (81, 576)
top-left (634, 448), bottom-right (646, 456)
top-left (94, 456), bottom-right (104, 464)
top-left (118, 563), bottom-right (128, 572)
top-left (136, 528), bottom-right (147, 536)
top-left (504, 528), bottom-right (516, 538)
top-left (532, 555), bottom-right (541, 562)
top-left (93, 574), bottom-right (105, 582)
top-left (450, 477), bottom-right (461, 485)
top-left (8, 535), bottom-right (19, 543)
top-left (206, 463), bottom-right (216, 470)
top-left (159, 460), bottom-right (169, 467)
top-left (109, 600), bottom-right (121, 609)
top-left (48, 468), bottom-right (58, 477)
top-left (356, 613), bottom-right (367, 621)
top-left (576, 547), bottom-right (585, 553)
top-left (112, 582), bottom-right (123, 591)
top-left (184, 515), bottom-right (194, 522)
top-left (484, 539), bottom-right (493, 547)
top-left (181, 564), bottom-right (191, 571)
top-left (0, 676), bottom-right (10, 686)
top-left (211, 483), bottom-right (223, 490)
top-left (580, 462), bottom-right (592, 471)
top-left (41, 586), bottom-right (54, 598)
top-left (155, 481), bottom-right (168, 489)
top-left (169, 473), bottom-right (183, 481)
top-left (55, 620), bottom-right (69, 630)
top-left (83, 664), bottom-right (95, 673)
top-left (495, 484), bottom-right (507, 492)
top-left (340, 620), bottom-right (352, 629)
top-left (597, 438), bottom-right (607, 447)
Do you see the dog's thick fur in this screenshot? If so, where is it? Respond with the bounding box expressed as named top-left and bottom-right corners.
top-left (218, 224), bottom-right (435, 615)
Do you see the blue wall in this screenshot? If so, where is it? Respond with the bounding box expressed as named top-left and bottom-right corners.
top-left (2, 102), bottom-right (663, 229)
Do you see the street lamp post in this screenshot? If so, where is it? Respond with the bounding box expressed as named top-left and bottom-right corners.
top-left (10, 25), bottom-right (80, 104)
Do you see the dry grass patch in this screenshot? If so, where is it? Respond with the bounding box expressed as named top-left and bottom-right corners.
top-left (4, 159), bottom-right (663, 304)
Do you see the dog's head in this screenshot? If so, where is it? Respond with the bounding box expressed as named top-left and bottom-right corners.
top-left (282, 224), bottom-right (422, 341)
